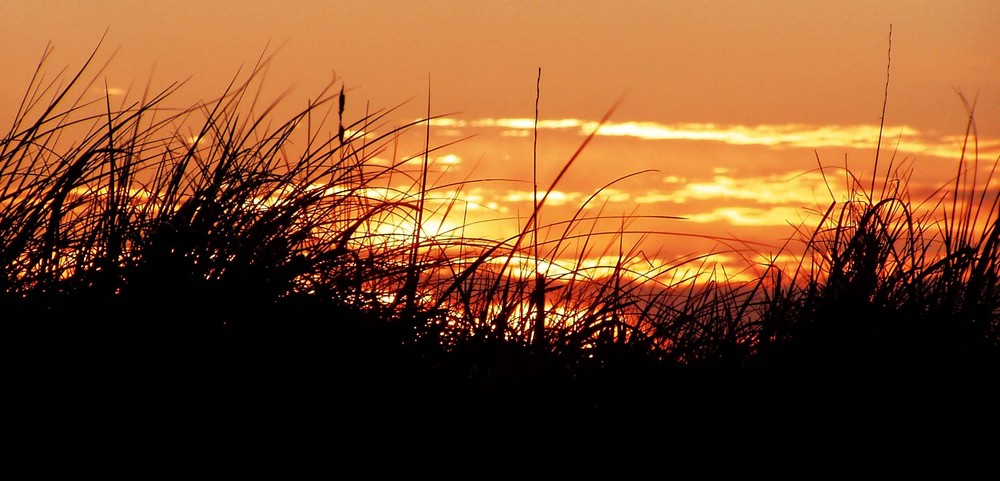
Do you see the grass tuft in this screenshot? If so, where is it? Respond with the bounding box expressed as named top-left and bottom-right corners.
top-left (4, 37), bottom-right (998, 456)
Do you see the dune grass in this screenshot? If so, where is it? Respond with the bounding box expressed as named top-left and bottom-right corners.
top-left (4, 37), bottom-right (999, 456)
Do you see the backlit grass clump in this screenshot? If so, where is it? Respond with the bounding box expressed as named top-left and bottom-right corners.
top-left (5, 39), bottom-right (998, 453)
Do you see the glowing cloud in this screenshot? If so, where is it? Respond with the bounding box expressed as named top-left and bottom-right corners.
top-left (582, 121), bottom-right (906, 146)
top-left (445, 116), bottom-right (998, 160)
top-left (91, 86), bottom-right (125, 96)
top-left (503, 189), bottom-right (582, 206)
top-left (401, 153), bottom-right (461, 170)
top-left (428, 118), bottom-right (467, 127)
top-left (639, 172), bottom-right (837, 205)
top-left (472, 118), bottom-right (583, 129)
top-left (683, 206), bottom-right (811, 226)
top-left (500, 130), bottom-right (531, 137)
top-left (436, 154), bottom-right (462, 165)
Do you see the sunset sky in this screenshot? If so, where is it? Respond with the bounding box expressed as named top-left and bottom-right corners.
top-left (3, 0), bottom-right (998, 278)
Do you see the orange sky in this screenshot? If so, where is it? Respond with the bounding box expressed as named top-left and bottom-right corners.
top-left (3, 0), bottom-right (998, 278)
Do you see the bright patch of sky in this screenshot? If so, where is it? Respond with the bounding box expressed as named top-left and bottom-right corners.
top-left (432, 117), bottom-right (999, 160)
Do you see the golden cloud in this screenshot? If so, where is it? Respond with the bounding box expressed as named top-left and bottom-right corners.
top-left (638, 172), bottom-right (838, 205)
top-left (444, 116), bottom-right (998, 160)
top-left (502, 189), bottom-right (582, 206)
top-left (682, 206), bottom-right (811, 226)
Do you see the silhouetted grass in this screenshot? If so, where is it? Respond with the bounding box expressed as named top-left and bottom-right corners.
top-left (4, 37), bottom-right (998, 459)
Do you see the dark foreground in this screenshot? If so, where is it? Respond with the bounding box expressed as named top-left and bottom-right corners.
top-left (7, 299), bottom-right (999, 472)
